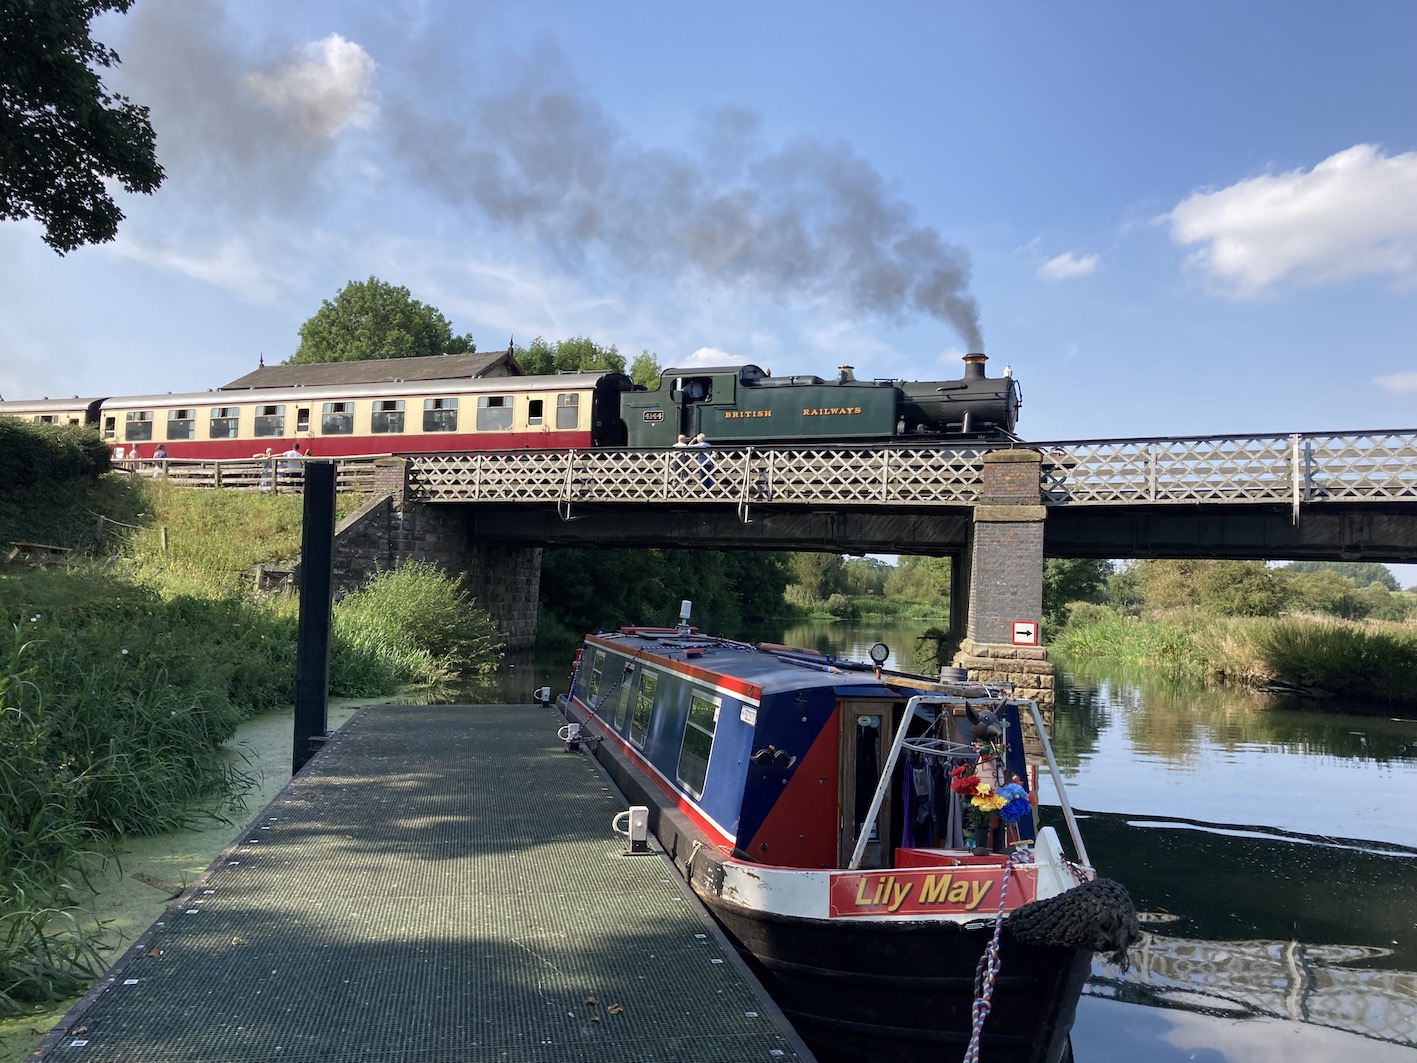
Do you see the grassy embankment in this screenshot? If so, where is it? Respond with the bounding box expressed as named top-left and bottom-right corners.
top-left (0, 471), bottom-right (504, 1023)
top-left (1052, 603), bottom-right (1417, 706)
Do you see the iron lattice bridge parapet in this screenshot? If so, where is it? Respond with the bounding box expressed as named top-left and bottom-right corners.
top-left (404, 429), bottom-right (1417, 522)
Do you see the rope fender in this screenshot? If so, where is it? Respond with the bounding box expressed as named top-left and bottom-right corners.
top-left (1005, 876), bottom-right (1141, 969)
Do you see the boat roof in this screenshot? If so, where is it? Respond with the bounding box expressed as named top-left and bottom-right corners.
top-left (585, 627), bottom-right (943, 702)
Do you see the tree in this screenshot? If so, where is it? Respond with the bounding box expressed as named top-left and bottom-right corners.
top-left (1042, 558), bottom-right (1113, 630)
top-left (517, 336), bottom-right (624, 376)
top-left (628, 350), bottom-right (661, 388)
top-left (290, 277), bottom-right (474, 363)
top-left (884, 555), bottom-right (953, 610)
top-left (1283, 560), bottom-right (1400, 592)
top-left (787, 552), bottom-right (846, 600)
top-left (0, 0), bottom-right (164, 252)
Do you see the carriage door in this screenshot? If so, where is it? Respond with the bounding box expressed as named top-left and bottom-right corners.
top-left (836, 698), bottom-right (896, 868)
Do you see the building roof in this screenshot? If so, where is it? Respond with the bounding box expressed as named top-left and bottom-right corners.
top-left (219, 350), bottom-right (524, 390)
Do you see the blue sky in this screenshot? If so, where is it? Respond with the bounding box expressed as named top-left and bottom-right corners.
top-left (2, 0), bottom-right (1415, 446)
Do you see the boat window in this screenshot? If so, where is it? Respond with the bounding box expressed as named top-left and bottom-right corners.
top-left (423, 397), bottom-right (458, 432)
top-left (371, 399), bottom-right (405, 434)
top-left (167, 409), bottom-right (195, 440)
top-left (613, 666), bottom-right (634, 731)
top-left (124, 410), bottom-right (154, 442)
top-left (210, 407), bottom-right (240, 439)
top-left (588, 651), bottom-right (605, 702)
top-left (630, 672), bottom-right (657, 748)
top-left (676, 691), bottom-right (719, 797)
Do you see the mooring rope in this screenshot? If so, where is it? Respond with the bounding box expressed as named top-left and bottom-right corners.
top-left (963, 850), bottom-right (1028, 1063)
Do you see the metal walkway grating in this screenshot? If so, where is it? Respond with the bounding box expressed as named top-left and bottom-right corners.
top-left (34, 704), bottom-right (810, 1062)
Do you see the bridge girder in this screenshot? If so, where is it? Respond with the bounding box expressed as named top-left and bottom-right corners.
top-left (455, 500), bottom-right (1417, 563)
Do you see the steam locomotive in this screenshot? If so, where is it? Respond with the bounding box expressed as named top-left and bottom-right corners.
top-left (0, 353), bottom-right (1020, 458)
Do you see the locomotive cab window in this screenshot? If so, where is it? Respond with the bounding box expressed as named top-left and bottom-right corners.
top-left (167, 408), bottom-right (195, 440)
top-left (677, 691), bottom-right (720, 797)
top-left (254, 405), bottom-right (286, 438)
top-left (371, 399), bottom-right (405, 434)
top-left (321, 402), bottom-right (353, 435)
top-left (556, 393), bottom-right (580, 429)
top-left (476, 395), bottom-right (513, 431)
top-left (672, 377), bottom-right (713, 404)
top-left (527, 399), bottom-right (544, 427)
top-left (423, 397), bottom-right (458, 432)
top-left (210, 407), bottom-right (240, 439)
top-left (124, 410), bottom-right (154, 442)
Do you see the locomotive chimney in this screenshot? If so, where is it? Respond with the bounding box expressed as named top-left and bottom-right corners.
top-left (962, 353), bottom-right (987, 379)
top-left (838, 365), bottom-right (856, 383)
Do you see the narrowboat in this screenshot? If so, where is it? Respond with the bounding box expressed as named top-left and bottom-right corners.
top-left (557, 609), bottom-right (1139, 1063)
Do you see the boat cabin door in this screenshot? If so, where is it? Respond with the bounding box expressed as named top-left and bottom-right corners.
top-left (836, 698), bottom-right (899, 868)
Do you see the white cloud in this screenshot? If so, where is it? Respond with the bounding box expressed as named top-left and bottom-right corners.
top-left (1375, 371), bottom-right (1417, 393)
top-left (681, 346), bottom-right (739, 367)
top-left (244, 34), bottom-right (378, 139)
top-left (1168, 144), bottom-right (1417, 297)
top-left (106, 233), bottom-right (292, 303)
top-left (1038, 251), bottom-right (1100, 281)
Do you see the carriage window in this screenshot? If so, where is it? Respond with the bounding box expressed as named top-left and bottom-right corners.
top-left (631, 672), bottom-right (658, 748)
top-left (677, 692), bottom-right (719, 796)
top-left (371, 399), bottom-right (405, 434)
top-left (321, 401), bottom-right (353, 435)
top-left (423, 397), bottom-right (458, 432)
top-left (254, 404), bottom-right (286, 438)
top-left (102, 416), bottom-right (115, 440)
top-left (124, 410), bottom-right (154, 442)
top-left (556, 393), bottom-right (580, 430)
top-left (588, 651), bottom-right (605, 701)
top-left (476, 395), bottom-right (513, 431)
top-left (210, 407), bottom-right (240, 439)
top-left (167, 408), bottom-right (195, 440)
top-left (33, 415), bottom-right (56, 424)
top-left (527, 398), bottom-right (544, 426)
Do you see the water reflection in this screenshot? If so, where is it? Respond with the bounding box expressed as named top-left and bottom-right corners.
top-left (460, 618), bottom-right (1417, 1060)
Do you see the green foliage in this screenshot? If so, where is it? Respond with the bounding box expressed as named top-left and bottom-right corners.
top-left (290, 277), bottom-right (474, 363)
top-left (0, 0), bottom-right (164, 253)
top-left (1253, 620), bottom-right (1417, 702)
top-left (516, 336), bottom-right (626, 375)
top-left (332, 562), bottom-right (503, 685)
top-left (840, 556), bottom-right (891, 598)
top-left (1287, 568), bottom-right (1369, 619)
top-left (884, 555), bottom-right (952, 611)
top-left (537, 546), bottom-right (790, 643)
top-left (1042, 558), bottom-right (1112, 630)
top-left (1131, 559), bottom-right (1292, 617)
top-left (628, 350), bottom-right (662, 388)
top-left (1284, 560), bottom-right (1400, 592)
top-left (786, 552), bottom-right (846, 600)
top-left (0, 421), bottom-right (110, 490)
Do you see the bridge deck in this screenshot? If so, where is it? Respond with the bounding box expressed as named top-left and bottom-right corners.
top-left (33, 704), bottom-right (810, 1063)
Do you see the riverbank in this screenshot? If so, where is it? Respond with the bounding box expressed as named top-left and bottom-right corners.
top-left (0, 702), bottom-right (366, 1063)
top-left (1052, 605), bottom-right (1417, 707)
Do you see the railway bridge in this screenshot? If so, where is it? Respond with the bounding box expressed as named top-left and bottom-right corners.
top-left (159, 429), bottom-right (1417, 702)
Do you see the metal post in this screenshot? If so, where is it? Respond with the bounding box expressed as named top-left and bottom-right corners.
top-left (293, 462), bottom-right (336, 774)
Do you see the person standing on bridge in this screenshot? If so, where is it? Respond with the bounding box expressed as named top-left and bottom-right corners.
top-left (692, 433), bottom-right (714, 489)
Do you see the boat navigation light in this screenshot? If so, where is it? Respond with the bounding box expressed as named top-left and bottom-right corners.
top-left (678, 599), bottom-right (693, 632)
top-left (868, 642), bottom-right (890, 678)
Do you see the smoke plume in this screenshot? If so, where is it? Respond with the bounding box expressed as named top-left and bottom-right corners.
top-left (391, 85), bottom-right (983, 349)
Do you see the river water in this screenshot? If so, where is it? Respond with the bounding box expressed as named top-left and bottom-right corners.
top-left (496, 617), bottom-right (1417, 1063)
